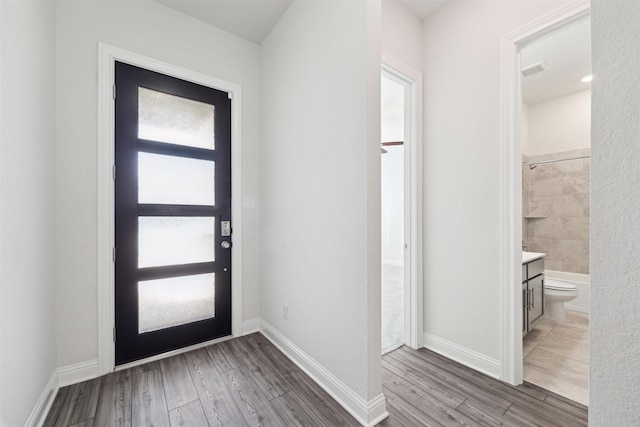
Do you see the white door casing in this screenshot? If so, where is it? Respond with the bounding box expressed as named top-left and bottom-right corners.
top-left (382, 53), bottom-right (424, 350)
top-left (498, 1), bottom-right (590, 385)
top-left (97, 43), bottom-right (244, 374)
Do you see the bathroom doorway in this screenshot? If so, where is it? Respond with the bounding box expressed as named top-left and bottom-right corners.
top-left (517, 14), bottom-right (591, 406)
top-left (380, 61), bottom-right (423, 354)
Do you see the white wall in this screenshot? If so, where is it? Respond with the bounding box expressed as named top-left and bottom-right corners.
top-left (381, 0), bottom-right (423, 71)
top-left (55, 0), bottom-right (261, 367)
top-left (526, 89), bottom-right (591, 156)
top-left (0, 1), bottom-right (57, 425)
top-left (421, 0), bottom-right (570, 365)
top-left (260, 0), bottom-right (383, 412)
top-left (590, 0), bottom-right (640, 423)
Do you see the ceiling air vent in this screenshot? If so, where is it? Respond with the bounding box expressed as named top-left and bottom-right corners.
top-left (521, 61), bottom-right (550, 77)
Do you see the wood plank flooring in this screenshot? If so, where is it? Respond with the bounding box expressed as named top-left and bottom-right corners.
top-left (44, 333), bottom-right (587, 426)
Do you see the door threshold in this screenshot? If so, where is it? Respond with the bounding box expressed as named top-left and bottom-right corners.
top-left (114, 334), bottom-right (234, 372)
top-left (382, 343), bottom-right (404, 356)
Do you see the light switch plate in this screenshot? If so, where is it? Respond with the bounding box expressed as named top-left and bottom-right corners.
top-left (243, 197), bottom-right (256, 210)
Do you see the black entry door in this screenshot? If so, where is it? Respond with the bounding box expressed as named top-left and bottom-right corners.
top-left (114, 61), bottom-right (232, 365)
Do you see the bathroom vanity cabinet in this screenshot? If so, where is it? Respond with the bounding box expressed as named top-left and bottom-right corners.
top-left (522, 257), bottom-right (545, 336)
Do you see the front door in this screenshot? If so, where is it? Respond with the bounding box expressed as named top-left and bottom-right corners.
top-left (114, 62), bottom-right (232, 365)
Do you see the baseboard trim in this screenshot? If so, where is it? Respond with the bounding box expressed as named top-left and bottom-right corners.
top-left (565, 304), bottom-right (589, 314)
top-left (423, 332), bottom-right (501, 379)
top-left (260, 321), bottom-right (388, 426)
top-left (365, 393), bottom-right (390, 426)
top-left (24, 370), bottom-right (58, 427)
top-left (58, 359), bottom-right (99, 387)
top-left (241, 318), bottom-right (261, 335)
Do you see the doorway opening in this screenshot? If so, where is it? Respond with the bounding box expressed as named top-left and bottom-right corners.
top-left (498, 0), bottom-right (590, 400)
top-left (519, 15), bottom-right (591, 407)
top-left (380, 59), bottom-right (423, 355)
top-left (381, 72), bottom-right (406, 354)
top-left (97, 44), bottom-right (244, 375)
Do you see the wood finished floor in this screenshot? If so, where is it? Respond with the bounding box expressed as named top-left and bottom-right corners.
top-left (44, 333), bottom-right (588, 426)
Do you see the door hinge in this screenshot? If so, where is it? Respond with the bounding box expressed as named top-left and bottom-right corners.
top-left (113, 84), bottom-right (116, 99)
top-left (112, 247), bottom-right (115, 262)
top-left (112, 165), bottom-right (116, 181)
top-left (113, 327), bottom-right (116, 342)
top-left (228, 92), bottom-right (232, 100)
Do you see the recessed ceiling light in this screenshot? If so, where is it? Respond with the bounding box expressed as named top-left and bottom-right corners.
top-left (581, 75), bottom-right (593, 83)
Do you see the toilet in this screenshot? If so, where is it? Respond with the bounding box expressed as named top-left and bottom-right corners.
top-left (544, 278), bottom-right (579, 322)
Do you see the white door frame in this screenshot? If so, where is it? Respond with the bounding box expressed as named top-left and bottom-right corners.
top-left (498, 1), bottom-right (589, 384)
top-left (382, 53), bottom-right (423, 350)
top-left (97, 43), bottom-right (244, 375)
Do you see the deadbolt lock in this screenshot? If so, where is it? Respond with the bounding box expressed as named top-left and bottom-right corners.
top-left (221, 221), bottom-right (231, 237)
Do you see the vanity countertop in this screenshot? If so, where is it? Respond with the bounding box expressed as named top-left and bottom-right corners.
top-left (522, 251), bottom-right (545, 264)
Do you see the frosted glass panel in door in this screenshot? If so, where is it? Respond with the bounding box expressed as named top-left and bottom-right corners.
top-left (138, 152), bottom-right (215, 205)
top-left (138, 87), bottom-right (215, 149)
top-left (138, 273), bottom-right (215, 333)
top-left (138, 217), bottom-right (215, 268)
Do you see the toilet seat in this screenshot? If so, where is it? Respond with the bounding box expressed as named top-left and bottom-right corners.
top-left (545, 278), bottom-right (577, 291)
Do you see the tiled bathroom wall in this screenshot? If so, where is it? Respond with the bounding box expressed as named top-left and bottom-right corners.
top-left (523, 148), bottom-right (590, 274)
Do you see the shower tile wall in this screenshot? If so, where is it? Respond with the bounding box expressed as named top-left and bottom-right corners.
top-left (523, 148), bottom-right (590, 274)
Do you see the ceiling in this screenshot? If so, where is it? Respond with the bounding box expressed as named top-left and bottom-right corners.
top-left (520, 17), bottom-right (591, 105)
top-left (396, 0), bottom-right (451, 21)
top-left (155, 0), bottom-right (293, 44)
top-left (153, 1), bottom-right (588, 104)
top-left (155, 0), bottom-right (449, 45)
